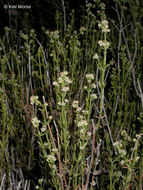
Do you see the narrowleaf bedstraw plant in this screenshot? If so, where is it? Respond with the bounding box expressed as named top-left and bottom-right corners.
top-left (31, 71), bottom-right (98, 189)
top-left (0, 0), bottom-right (143, 189)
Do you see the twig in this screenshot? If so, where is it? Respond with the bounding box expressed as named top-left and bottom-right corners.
top-left (61, 0), bottom-right (66, 32)
top-left (115, 1), bottom-right (139, 98)
top-left (53, 119), bottom-right (60, 150)
top-left (91, 139), bottom-right (102, 187)
top-left (24, 180), bottom-right (28, 190)
top-left (17, 181), bottom-right (22, 190)
top-left (114, 94), bottom-right (119, 116)
top-left (137, 79), bottom-right (143, 109)
top-left (42, 49), bottom-right (51, 88)
top-left (0, 173), bottom-right (6, 189)
top-left (103, 106), bottom-right (117, 155)
top-left (47, 123), bottom-right (67, 189)
top-left (77, 65), bottom-right (87, 99)
top-left (85, 119), bottom-right (96, 190)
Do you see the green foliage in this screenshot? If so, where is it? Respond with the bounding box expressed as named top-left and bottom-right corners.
top-left (0, 0), bottom-right (143, 189)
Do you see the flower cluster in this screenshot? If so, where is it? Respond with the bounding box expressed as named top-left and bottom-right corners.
top-left (97, 19), bottom-right (110, 49)
top-left (53, 71), bottom-right (72, 108)
top-left (31, 117), bottom-right (40, 128)
top-left (46, 154), bottom-right (56, 162)
top-left (98, 40), bottom-right (110, 47)
top-left (84, 74), bottom-right (97, 101)
top-left (30, 95), bottom-right (39, 105)
top-left (113, 132), bottom-right (142, 163)
top-left (72, 101), bottom-right (91, 139)
top-left (46, 30), bottom-right (60, 41)
top-left (85, 73), bottom-right (94, 83)
top-left (41, 125), bottom-right (47, 132)
top-left (46, 154), bottom-right (57, 171)
top-left (93, 53), bottom-right (99, 60)
top-left (38, 178), bottom-right (43, 183)
top-left (113, 140), bottom-right (126, 157)
top-left (4, 26), bottom-right (10, 32)
top-left (21, 33), bottom-right (28, 40)
top-left (98, 19), bottom-right (110, 33)
top-left (72, 101), bottom-right (88, 126)
top-left (80, 26), bottom-right (86, 35)
top-left (53, 71), bottom-right (72, 88)
top-left (72, 106), bottom-right (92, 154)
top-left (91, 93), bottom-right (97, 100)
top-left (72, 100), bottom-right (79, 108)
top-left (77, 119), bottom-right (88, 127)
top-left (99, 3), bottom-right (106, 10)
top-left (57, 99), bottom-right (69, 107)
top-left (121, 130), bottom-right (131, 141)
top-left (61, 86), bottom-right (69, 92)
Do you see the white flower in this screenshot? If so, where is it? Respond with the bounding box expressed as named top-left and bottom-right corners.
top-left (46, 155), bottom-right (56, 162)
top-left (98, 23), bottom-right (102, 28)
top-left (101, 20), bottom-right (108, 25)
top-left (65, 99), bottom-right (69, 103)
top-left (77, 120), bottom-right (88, 127)
top-left (38, 178), bottom-right (43, 183)
top-left (85, 74), bottom-right (94, 81)
top-left (121, 130), bottom-right (127, 136)
top-left (76, 107), bottom-right (82, 112)
top-left (58, 102), bottom-right (66, 106)
top-left (44, 142), bottom-right (48, 146)
top-left (30, 96), bottom-right (39, 105)
top-left (52, 148), bottom-right (58, 153)
top-left (86, 3), bottom-right (92, 8)
top-left (79, 115), bottom-right (84, 120)
top-left (93, 53), bottom-right (99, 59)
top-left (44, 102), bottom-right (48, 107)
top-left (60, 71), bottom-right (68, 77)
top-left (100, 3), bottom-right (106, 10)
top-left (120, 160), bottom-right (125, 165)
top-left (72, 100), bottom-right (79, 108)
top-left (31, 117), bottom-right (40, 127)
top-left (80, 128), bottom-right (84, 133)
top-left (98, 40), bottom-right (110, 47)
top-left (87, 132), bottom-right (92, 136)
top-left (98, 20), bottom-right (110, 33)
top-left (118, 149), bottom-right (126, 156)
top-left (80, 146), bottom-right (84, 150)
top-left (35, 185), bottom-right (39, 189)
top-left (49, 115), bottom-right (53, 120)
top-left (91, 83), bottom-right (96, 89)
top-left (98, 40), bottom-right (105, 46)
top-left (105, 41), bottom-right (109, 46)
top-left (65, 78), bottom-right (72, 84)
top-left (52, 164), bottom-right (57, 170)
top-left (91, 94), bottom-right (97, 99)
top-left (135, 156), bottom-right (140, 162)
top-left (61, 86), bottom-right (70, 92)
top-left (41, 125), bottom-right (46, 132)
top-left (80, 26), bottom-right (86, 35)
top-left (136, 134), bottom-right (142, 139)
top-left (113, 141), bottom-right (119, 147)
top-left (102, 28), bottom-right (110, 32)
top-left (53, 81), bottom-right (59, 87)
top-left (82, 110), bottom-right (89, 115)
top-left (133, 138), bottom-right (137, 143)
top-left (91, 180), bottom-right (96, 186)
top-left (58, 77), bottom-right (63, 83)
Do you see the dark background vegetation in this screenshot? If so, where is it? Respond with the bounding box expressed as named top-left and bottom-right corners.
top-left (0, 0), bottom-right (143, 189)
top-left (0, 0), bottom-right (87, 33)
